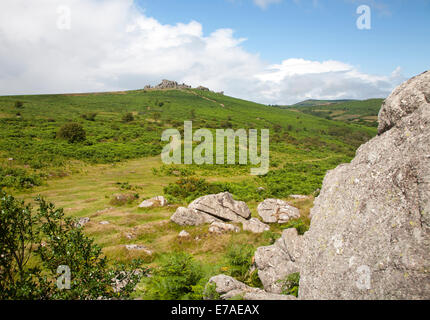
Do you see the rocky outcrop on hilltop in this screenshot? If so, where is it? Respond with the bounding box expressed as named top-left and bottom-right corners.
top-left (298, 71), bottom-right (430, 299)
top-left (144, 79), bottom-right (215, 92)
top-left (153, 79), bottom-right (191, 90)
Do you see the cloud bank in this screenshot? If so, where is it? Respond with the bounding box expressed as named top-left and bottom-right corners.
top-left (0, 0), bottom-right (405, 104)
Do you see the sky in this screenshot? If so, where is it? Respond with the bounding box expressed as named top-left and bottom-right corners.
top-left (0, 0), bottom-right (429, 104)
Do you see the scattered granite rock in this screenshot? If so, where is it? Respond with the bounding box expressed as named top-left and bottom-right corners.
top-left (209, 221), bottom-right (240, 234)
top-left (179, 230), bottom-right (191, 238)
top-left (257, 199), bottom-right (300, 224)
top-left (188, 192), bottom-right (251, 223)
top-left (171, 207), bottom-right (220, 226)
top-left (242, 218), bottom-right (270, 234)
top-left (125, 245), bottom-right (152, 255)
top-left (75, 217), bottom-right (90, 228)
top-left (206, 275), bottom-right (295, 300)
top-left (138, 196), bottom-right (168, 208)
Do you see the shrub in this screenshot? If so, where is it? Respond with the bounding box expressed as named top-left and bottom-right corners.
top-left (15, 101), bottom-right (24, 108)
top-left (224, 244), bottom-right (255, 283)
top-left (0, 191), bottom-right (146, 300)
top-left (109, 193), bottom-right (139, 206)
top-left (122, 113), bottom-right (134, 122)
top-left (57, 123), bottom-right (86, 143)
top-left (144, 252), bottom-right (205, 300)
top-left (164, 177), bottom-right (225, 203)
top-left (203, 282), bottom-right (221, 300)
top-left (0, 166), bottom-right (43, 189)
top-left (81, 112), bottom-right (97, 121)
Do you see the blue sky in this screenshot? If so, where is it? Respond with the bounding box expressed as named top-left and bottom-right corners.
top-left (0, 0), bottom-right (428, 103)
top-left (137, 0), bottom-right (429, 78)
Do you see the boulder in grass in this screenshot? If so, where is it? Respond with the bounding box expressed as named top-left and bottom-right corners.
top-left (242, 218), bottom-right (270, 234)
top-left (189, 192), bottom-right (251, 223)
top-left (75, 217), bottom-right (90, 228)
top-left (257, 199), bottom-right (300, 224)
top-left (206, 275), bottom-right (296, 301)
top-left (209, 222), bottom-right (240, 234)
top-left (125, 245), bottom-right (152, 255)
top-left (178, 230), bottom-right (190, 238)
top-left (138, 196), bottom-right (168, 208)
top-left (171, 207), bottom-right (220, 226)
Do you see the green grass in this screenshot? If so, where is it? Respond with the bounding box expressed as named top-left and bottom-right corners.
top-left (0, 88), bottom-right (381, 299)
top-left (288, 98), bottom-right (384, 127)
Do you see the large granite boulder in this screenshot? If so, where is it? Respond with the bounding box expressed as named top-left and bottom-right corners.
top-left (242, 218), bottom-right (270, 234)
top-left (189, 192), bottom-right (251, 222)
top-left (257, 199), bottom-right (300, 224)
top-left (299, 71), bottom-right (430, 300)
top-left (171, 207), bottom-right (220, 226)
top-left (171, 192), bottom-right (252, 227)
top-left (254, 228), bottom-right (303, 293)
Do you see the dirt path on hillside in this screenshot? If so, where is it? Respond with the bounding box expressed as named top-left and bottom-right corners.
top-left (186, 90), bottom-right (225, 108)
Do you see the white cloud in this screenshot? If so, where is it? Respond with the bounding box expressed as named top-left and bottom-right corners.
top-left (0, 0), bottom-right (405, 104)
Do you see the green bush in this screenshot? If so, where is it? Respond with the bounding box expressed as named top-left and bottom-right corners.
top-left (203, 282), bottom-right (221, 300)
top-left (81, 112), bottom-right (97, 121)
top-left (0, 166), bottom-right (43, 189)
top-left (224, 244), bottom-right (255, 283)
top-left (164, 177), bottom-right (225, 203)
top-left (0, 191), bottom-right (146, 300)
top-left (15, 101), bottom-right (24, 108)
top-left (57, 122), bottom-right (86, 143)
top-left (122, 113), bottom-right (134, 122)
top-left (144, 252), bottom-right (205, 300)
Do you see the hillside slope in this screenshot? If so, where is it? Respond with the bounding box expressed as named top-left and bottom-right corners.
top-left (0, 88), bottom-right (376, 198)
top-left (290, 99), bottom-right (384, 127)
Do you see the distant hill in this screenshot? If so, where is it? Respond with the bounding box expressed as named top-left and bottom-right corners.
top-left (293, 99), bottom-right (357, 107)
top-left (287, 99), bottom-right (385, 127)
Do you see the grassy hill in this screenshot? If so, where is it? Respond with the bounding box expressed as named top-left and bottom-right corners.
top-left (0, 88), bottom-right (376, 195)
top-left (290, 98), bottom-right (384, 127)
top-left (0, 87), bottom-right (379, 298)
top-left (292, 99), bottom-right (357, 107)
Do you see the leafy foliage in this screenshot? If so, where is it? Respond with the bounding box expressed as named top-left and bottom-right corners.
top-left (0, 190), bottom-right (146, 300)
top-left (57, 122), bottom-right (86, 143)
top-left (0, 166), bottom-right (43, 189)
top-left (122, 112), bottom-right (134, 123)
top-left (164, 177), bottom-right (225, 203)
top-left (143, 252), bottom-right (205, 300)
top-left (15, 101), bottom-right (24, 108)
top-left (223, 243), bottom-right (262, 288)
